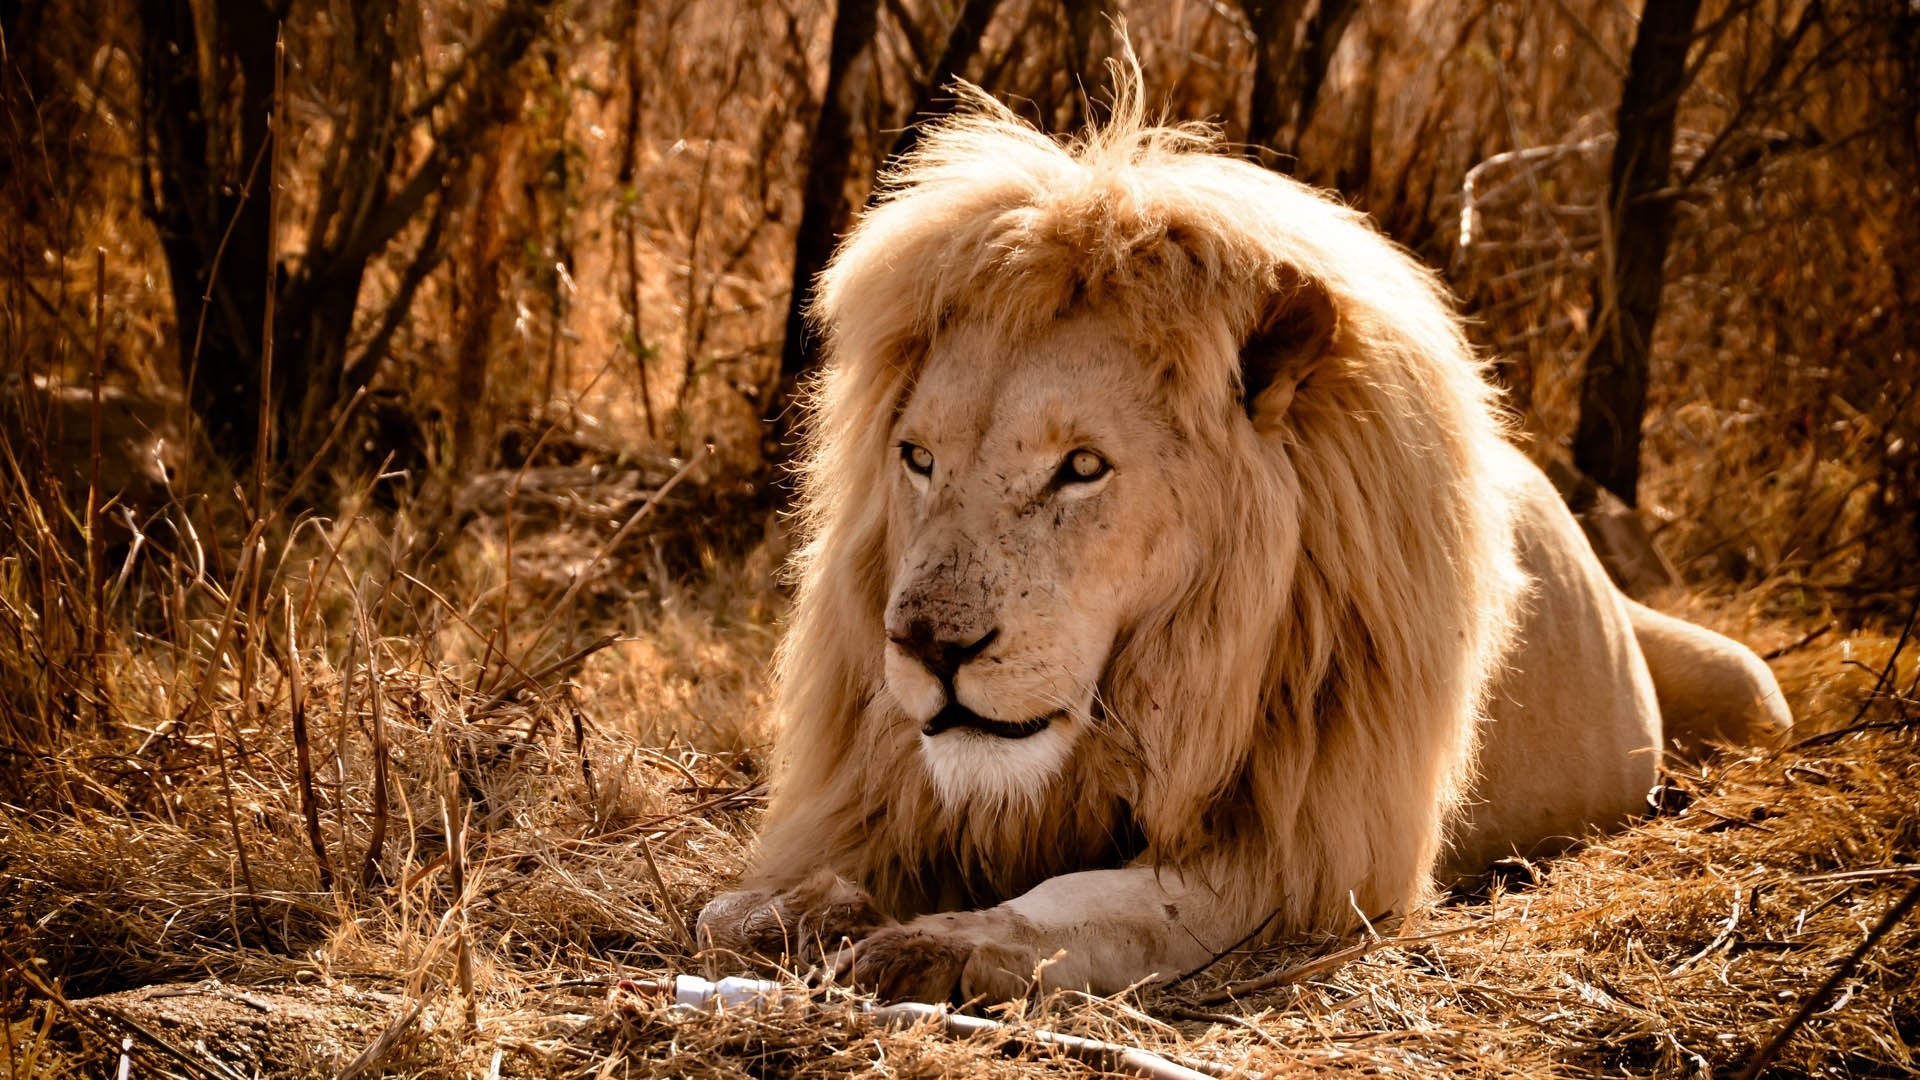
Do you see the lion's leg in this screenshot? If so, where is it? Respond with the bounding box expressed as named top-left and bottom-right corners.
top-left (1626, 598), bottom-right (1792, 758)
top-left (839, 866), bottom-right (1253, 1002)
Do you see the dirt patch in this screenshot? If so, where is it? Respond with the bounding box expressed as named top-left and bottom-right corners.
top-left (62, 981), bottom-right (404, 1078)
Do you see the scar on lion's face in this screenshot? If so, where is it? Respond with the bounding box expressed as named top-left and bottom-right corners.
top-left (879, 313), bottom-right (1196, 808)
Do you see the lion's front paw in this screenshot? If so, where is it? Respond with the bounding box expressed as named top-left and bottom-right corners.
top-left (696, 870), bottom-right (892, 963)
top-left (836, 912), bottom-right (1038, 1004)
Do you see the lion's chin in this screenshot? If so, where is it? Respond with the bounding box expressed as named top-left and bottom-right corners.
top-left (918, 717), bottom-right (1078, 810)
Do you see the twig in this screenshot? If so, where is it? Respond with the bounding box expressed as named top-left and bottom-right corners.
top-left (1847, 593), bottom-right (1918, 728)
top-left (208, 641), bottom-right (273, 945)
top-left (621, 783), bottom-right (767, 835)
top-left (2, 954), bottom-right (230, 1080)
top-left (1158, 1004), bottom-right (1289, 1052)
top-left (336, 999), bottom-right (425, 1080)
top-left (629, 976), bottom-right (1233, 1079)
top-left (128, 386), bottom-right (368, 762)
top-left (640, 832), bottom-right (697, 952)
top-left (1790, 865), bottom-right (1920, 886)
top-left (89, 1004), bottom-right (247, 1080)
top-left (883, 1001), bottom-right (1229, 1079)
top-left (394, 570), bottom-right (550, 703)
top-left (1161, 906), bottom-right (1287, 988)
top-left (86, 246), bottom-right (105, 711)
top-left (340, 190), bottom-right (452, 397)
top-left (334, 0), bottom-right (558, 268)
top-left (883, 0), bottom-right (1004, 166)
top-left (282, 593), bottom-right (332, 891)
top-left (181, 100), bottom-right (274, 412)
top-left (443, 771), bottom-right (477, 1029)
top-left (360, 601), bottom-right (392, 889)
top-left (1189, 924), bottom-right (1475, 1007)
top-left (1190, 937), bottom-right (1376, 1006)
top-left (1791, 718), bottom-right (1920, 750)
top-left (200, 539), bottom-right (270, 944)
top-left (1669, 885), bottom-right (1744, 976)
top-left (253, 27), bottom-right (283, 515)
top-left (1763, 622), bottom-right (1832, 661)
top-left (508, 447), bottom-right (707, 670)
top-left (474, 633), bottom-right (621, 715)
top-left (567, 687), bottom-right (598, 804)
top-left (1736, 878), bottom-right (1920, 1080)
top-left (1789, 598), bottom-right (1919, 749)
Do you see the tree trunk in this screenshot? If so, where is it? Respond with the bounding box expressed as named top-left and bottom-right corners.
top-left (1058, 0), bottom-right (1107, 129)
top-left (767, 0), bottom-right (881, 463)
top-left (1293, 0), bottom-right (1357, 140)
top-left (885, 0), bottom-right (1001, 166)
top-left (1242, 0), bottom-right (1310, 170)
top-left (1241, 0), bottom-right (1356, 173)
top-left (1572, 0), bottom-right (1704, 506)
top-left (140, 0), bottom-right (277, 466)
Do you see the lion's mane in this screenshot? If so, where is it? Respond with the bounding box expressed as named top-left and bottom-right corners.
top-left (748, 82), bottom-right (1528, 933)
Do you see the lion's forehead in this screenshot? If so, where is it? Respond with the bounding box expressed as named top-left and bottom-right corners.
top-left (900, 316), bottom-right (1172, 464)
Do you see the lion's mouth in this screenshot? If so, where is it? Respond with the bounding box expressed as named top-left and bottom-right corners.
top-left (921, 704), bottom-right (1057, 740)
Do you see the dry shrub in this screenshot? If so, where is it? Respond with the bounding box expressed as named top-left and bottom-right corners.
top-left (6, 0), bottom-right (1914, 607)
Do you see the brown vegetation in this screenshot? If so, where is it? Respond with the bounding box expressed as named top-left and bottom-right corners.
top-left (2, 0), bottom-right (1916, 1074)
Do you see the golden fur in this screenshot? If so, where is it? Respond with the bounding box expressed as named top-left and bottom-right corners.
top-left (697, 75), bottom-right (1790, 1001)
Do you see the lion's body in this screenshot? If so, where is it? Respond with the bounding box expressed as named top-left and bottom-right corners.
top-left (698, 81), bottom-right (1790, 1001)
top-left (1446, 447), bottom-right (1666, 879)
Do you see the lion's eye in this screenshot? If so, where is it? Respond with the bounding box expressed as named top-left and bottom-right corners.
top-left (1059, 449), bottom-right (1110, 484)
top-left (901, 442), bottom-right (935, 477)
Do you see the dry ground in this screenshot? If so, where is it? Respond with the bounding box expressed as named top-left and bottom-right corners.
top-left (1, 481), bottom-right (1916, 1079)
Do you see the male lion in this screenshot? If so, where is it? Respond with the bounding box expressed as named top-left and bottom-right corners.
top-left (697, 83), bottom-right (1790, 1003)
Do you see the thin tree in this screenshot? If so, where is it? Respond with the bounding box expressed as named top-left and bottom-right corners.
top-left (1572, 0), bottom-right (1705, 505)
top-left (140, 0), bottom-right (278, 467)
top-left (769, 0), bottom-right (881, 462)
top-left (885, 0), bottom-right (1002, 166)
top-left (767, 0), bottom-right (1006, 469)
top-left (1241, 0), bottom-right (1358, 171)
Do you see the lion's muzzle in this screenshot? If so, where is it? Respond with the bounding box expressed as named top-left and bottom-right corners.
top-left (921, 703), bottom-right (1057, 740)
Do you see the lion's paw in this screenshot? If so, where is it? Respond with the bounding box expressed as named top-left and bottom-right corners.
top-left (835, 912), bottom-right (1038, 1004)
top-left (696, 870), bottom-right (891, 963)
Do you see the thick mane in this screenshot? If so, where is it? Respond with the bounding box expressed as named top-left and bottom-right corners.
top-left (751, 79), bottom-right (1526, 929)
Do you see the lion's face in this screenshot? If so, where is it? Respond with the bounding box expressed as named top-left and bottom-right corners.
top-left (882, 313), bottom-right (1201, 806)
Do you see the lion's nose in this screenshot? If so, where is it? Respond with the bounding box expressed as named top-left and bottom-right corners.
top-left (887, 622), bottom-right (999, 683)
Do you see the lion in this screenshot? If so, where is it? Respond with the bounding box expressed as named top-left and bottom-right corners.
top-left (696, 78), bottom-right (1791, 1004)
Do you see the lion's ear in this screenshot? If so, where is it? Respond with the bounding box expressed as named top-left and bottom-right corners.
top-left (1240, 266), bottom-right (1338, 423)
